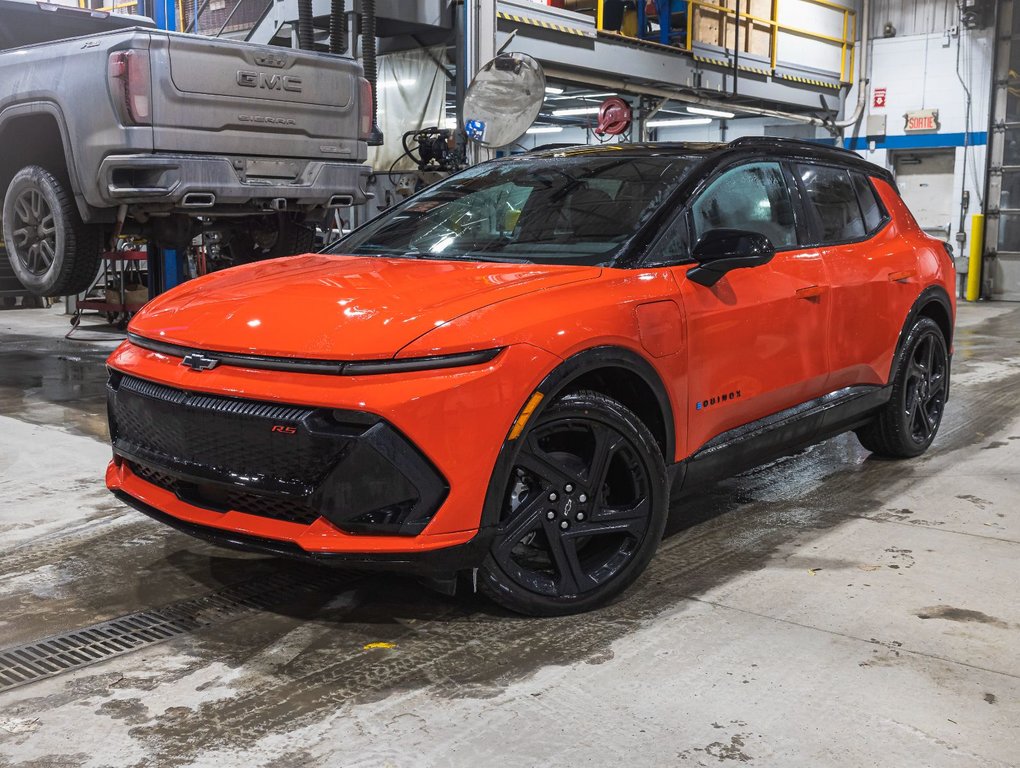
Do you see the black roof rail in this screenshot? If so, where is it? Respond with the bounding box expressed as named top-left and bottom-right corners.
top-left (722, 136), bottom-right (893, 182)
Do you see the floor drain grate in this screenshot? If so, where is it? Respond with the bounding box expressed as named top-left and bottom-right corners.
top-left (0, 570), bottom-right (357, 694)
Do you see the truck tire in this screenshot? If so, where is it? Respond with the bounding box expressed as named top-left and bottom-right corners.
top-left (2, 165), bottom-right (103, 296)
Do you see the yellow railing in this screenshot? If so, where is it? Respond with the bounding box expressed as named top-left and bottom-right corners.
top-left (78, 0), bottom-right (141, 14)
top-left (597, 0), bottom-right (856, 84)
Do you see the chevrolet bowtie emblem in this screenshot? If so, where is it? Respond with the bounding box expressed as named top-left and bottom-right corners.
top-left (181, 352), bottom-right (220, 371)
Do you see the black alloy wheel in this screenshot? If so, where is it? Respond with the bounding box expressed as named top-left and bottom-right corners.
top-left (903, 330), bottom-right (948, 445)
top-left (480, 390), bottom-right (668, 616)
top-left (857, 316), bottom-right (949, 458)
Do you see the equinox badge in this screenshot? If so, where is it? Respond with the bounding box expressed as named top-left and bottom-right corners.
top-left (181, 353), bottom-right (219, 371)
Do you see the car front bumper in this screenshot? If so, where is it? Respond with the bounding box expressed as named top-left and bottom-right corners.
top-left (105, 339), bottom-right (557, 564)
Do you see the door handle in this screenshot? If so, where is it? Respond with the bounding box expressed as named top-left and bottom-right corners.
top-left (795, 285), bottom-right (826, 299)
top-left (888, 270), bottom-right (916, 282)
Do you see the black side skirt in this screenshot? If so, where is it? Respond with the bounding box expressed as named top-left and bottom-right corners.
top-left (677, 384), bottom-right (892, 490)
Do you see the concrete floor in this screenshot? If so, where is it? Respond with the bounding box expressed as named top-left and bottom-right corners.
top-left (0, 303), bottom-right (1018, 767)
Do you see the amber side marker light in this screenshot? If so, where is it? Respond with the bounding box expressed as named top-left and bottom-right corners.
top-left (509, 392), bottom-right (545, 440)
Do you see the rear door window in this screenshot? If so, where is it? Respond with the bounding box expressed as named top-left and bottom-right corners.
top-left (852, 172), bottom-right (885, 233)
top-left (690, 162), bottom-right (799, 249)
top-left (797, 164), bottom-right (866, 243)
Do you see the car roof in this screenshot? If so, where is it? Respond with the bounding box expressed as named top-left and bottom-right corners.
top-left (525, 137), bottom-right (894, 184)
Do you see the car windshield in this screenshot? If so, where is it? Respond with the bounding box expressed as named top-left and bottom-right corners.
top-left (331, 153), bottom-right (697, 266)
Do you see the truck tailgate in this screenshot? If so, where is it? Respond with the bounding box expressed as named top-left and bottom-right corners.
top-left (149, 33), bottom-right (364, 163)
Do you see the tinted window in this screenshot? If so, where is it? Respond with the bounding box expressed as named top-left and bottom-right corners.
top-left (852, 172), bottom-right (884, 232)
top-left (332, 155), bottom-right (695, 266)
top-left (691, 162), bottom-right (798, 249)
top-left (798, 165), bottom-right (865, 243)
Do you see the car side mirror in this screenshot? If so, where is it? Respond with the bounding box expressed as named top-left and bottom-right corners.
top-left (687, 229), bottom-right (776, 287)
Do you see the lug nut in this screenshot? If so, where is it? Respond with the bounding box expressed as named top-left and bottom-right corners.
top-left (546, 510), bottom-right (556, 520)
top-left (549, 492), bottom-right (558, 502)
top-left (565, 484), bottom-right (574, 492)
top-left (578, 493), bottom-right (587, 503)
top-left (576, 512), bottom-right (585, 521)
top-left (560, 520), bottom-right (569, 530)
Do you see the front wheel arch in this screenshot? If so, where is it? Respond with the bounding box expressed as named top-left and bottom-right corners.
top-left (478, 346), bottom-right (676, 532)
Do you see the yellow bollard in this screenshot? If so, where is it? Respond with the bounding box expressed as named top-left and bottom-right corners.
top-left (966, 213), bottom-right (984, 302)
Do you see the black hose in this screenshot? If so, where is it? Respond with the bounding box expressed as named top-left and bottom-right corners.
top-left (297, 0), bottom-right (315, 51)
top-left (362, 0), bottom-right (384, 145)
top-left (329, 0), bottom-right (346, 54)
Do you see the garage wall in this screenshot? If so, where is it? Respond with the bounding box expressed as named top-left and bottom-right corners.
top-left (843, 23), bottom-right (993, 251)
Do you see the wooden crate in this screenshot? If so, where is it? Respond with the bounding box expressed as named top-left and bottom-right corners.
top-left (693, 0), bottom-right (773, 59)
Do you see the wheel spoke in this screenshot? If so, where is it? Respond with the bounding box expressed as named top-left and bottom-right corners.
top-left (544, 528), bottom-right (590, 595)
top-left (516, 434), bottom-right (584, 489)
top-left (593, 496), bottom-right (651, 526)
top-left (575, 512), bottom-right (649, 540)
top-left (586, 424), bottom-right (625, 493)
top-left (38, 238), bottom-right (55, 268)
top-left (11, 227), bottom-right (31, 246)
top-left (491, 492), bottom-right (547, 567)
top-left (924, 338), bottom-right (935, 381)
top-left (29, 190), bottom-right (44, 221)
top-left (14, 195), bottom-right (32, 223)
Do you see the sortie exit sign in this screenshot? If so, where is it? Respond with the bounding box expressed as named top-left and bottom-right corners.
top-left (904, 109), bottom-right (940, 133)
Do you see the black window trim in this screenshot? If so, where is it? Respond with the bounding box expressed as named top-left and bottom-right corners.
top-left (793, 161), bottom-right (892, 250)
top-left (641, 155), bottom-right (812, 267)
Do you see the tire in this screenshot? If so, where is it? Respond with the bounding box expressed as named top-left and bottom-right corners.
top-left (856, 316), bottom-right (949, 458)
top-left (479, 390), bottom-right (669, 616)
top-left (2, 165), bottom-right (103, 296)
top-left (222, 214), bottom-right (317, 265)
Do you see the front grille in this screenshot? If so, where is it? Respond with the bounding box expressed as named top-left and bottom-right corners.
top-left (129, 461), bottom-right (321, 526)
top-left (110, 375), bottom-right (355, 494)
top-left (109, 373), bottom-right (449, 535)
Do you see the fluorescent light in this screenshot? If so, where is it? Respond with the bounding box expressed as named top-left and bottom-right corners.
top-left (687, 106), bottom-right (735, 118)
top-left (576, 92), bottom-right (618, 99)
top-left (552, 106), bottom-right (602, 117)
top-left (544, 86), bottom-right (564, 94)
top-left (526, 125), bottom-right (564, 134)
top-left (647, 117), bottom-right (713, 128)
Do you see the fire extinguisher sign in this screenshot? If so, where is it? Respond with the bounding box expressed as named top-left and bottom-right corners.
top-left (873, 87), bottom-right (887, 109)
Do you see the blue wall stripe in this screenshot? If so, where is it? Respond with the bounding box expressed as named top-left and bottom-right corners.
top-left (844, 132), bottom-right (987, 151)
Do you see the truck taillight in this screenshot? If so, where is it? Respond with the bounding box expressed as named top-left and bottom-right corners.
top-left (359, 77), bottom-right (373, 141)
top-left (108, 50), bottom-right (152, 126)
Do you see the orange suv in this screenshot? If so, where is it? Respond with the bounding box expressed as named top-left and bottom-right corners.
top-left (106, 138), bottom-right (955, 615)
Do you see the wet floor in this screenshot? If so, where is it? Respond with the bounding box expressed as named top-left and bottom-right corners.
top-left (0, 303), bottom-right (1018, 767)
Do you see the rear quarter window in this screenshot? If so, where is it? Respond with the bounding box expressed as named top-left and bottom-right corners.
top-left (852, 173), bottom-right (885, 233)
top-left (797, 164), bottom-right (866, 244)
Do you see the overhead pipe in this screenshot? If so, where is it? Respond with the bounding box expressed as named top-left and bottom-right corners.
top-left (296, 0), bottom-right (315, 50)
top-left (329, 0), bottom-right (346, 54)
top-left (543, 0), bottom-right (871, 136)
top-left (362, 0), bottom-right (384, 145)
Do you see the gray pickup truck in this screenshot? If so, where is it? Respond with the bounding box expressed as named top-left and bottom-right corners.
top-left (0, 0), bottom-right (371, 295)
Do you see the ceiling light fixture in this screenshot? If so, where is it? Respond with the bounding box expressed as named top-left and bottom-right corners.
top-left (552, 106), bottom-right (602, 117)
top-left (526, 125), bottom-right (565, 134)
top-left (544, 86), bottom-right (565, 94)
top-left (646, 117), bottom-right (713, 127)
top-left (686, 106), bottom-right (736, 118)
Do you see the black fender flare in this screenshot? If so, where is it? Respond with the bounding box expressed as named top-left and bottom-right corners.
top-left (0, 101), bottom-right (89, 220)
top-left (477, 345), bottom-right (676, 531)
top-left (888, 285), bottom-right (954, 384)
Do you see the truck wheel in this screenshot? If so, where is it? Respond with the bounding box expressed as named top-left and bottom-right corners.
top-left (2, 166), bottom-right (103, 296)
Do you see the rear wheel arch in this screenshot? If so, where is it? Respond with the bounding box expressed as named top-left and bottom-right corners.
top-left (0, 105), bottom-right (86, 219)
top-left (890, 285), bottom-right (954, 381)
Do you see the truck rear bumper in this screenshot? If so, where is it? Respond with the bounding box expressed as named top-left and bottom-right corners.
top-left (96, 154), bottom-right (372, 211)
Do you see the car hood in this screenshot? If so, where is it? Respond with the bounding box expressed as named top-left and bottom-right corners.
top-left (129, 254), bottom-right (601, 359)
